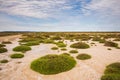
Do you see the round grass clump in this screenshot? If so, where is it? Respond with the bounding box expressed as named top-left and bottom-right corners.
top-left (56, 43), bottom-right (66, 47)
top-left (101, 62), bottom-right (120, 80)
top-left (0, 47), bottom-right (7, 53)
top-left (101, 74), bottom-right (120, 80)
top-left (13, 45), bottom-right (31, 52)
top-left (51, 47), bottom-right (58, 50)
top-left (61, 48), bottom-right (67, 51)
top-left (10, 53), bottom-right (24, 58)
top-left (76, 54), bottom-right (91, 60)
top-left (70, 42), bottom-right (90, 49)
top-left (24, 41), bottom-right (40, 46)
top-left (104, 41), bottom-right (118, 47)
top-left (30, 54), bottom-right (76, 75)
top-left (0, 44), bottom-right (6, 47)
top-left (0, 59), bottom-right (8, 63)
top-left (62, 53), bottom-right (70, 56)
top-left (69, 50), bottom-right (78, 54)
top-left (2, 41), bottom-right (12, 44)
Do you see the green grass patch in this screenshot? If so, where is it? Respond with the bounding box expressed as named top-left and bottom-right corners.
top-left (0, 59), bottom-right (8, 63)
top-left (61, 48), bottom-right (67, 51)
top-left (0, 47), bottom-right (7, 53)
top-left (2, 41), bottom-right (12, 44)
top-left (51, 47), bottom-right (58, 50)
top-left (104, 41), bottom-right (118, 47)
top-left (56, 43), bottom-right (66, 47)
top-left (30, 54), bottom-right (76, 75)
top-left (24, 41), bottom-right (40, 46)
top-left (13, 45), bottom-right (31, 52)
top-left (76, 54), bottom-right (91, 60)
top-left (101, 62), bottom-right (120, 80)
top-left (0, 44), bottom-right (6, 47)
top-left (69, 50), bottom-right (78, 53)
top-left (10, 53), bottom-right (24, 58)
top-left (70, 42), bottom-right (90, 49)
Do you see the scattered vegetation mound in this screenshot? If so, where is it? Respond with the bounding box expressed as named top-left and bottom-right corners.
top-left (10, 53), bottom-right (24, 58)
top-left (13, 45), bottom-right (31, 52)
top-left (24, 41), bottom-right (40, 46)
top-left (69, 50), bottom-right (78, 53)
top-left (104, 41), bottom-right (118, 47)
top-left (2, 41), bottom-right (12, 44)
top-left (51, 47), bottom-right (58, 50)
top-left (0, 59), bottom-right (8, 63)
top-left (70, 42), bottom-right (90, 49)
top-left (31, 54), bottom-right (76, 75)
top-left (56, 42), bottom-right (66, 47)
top-left (61, 48), bottom-right (67, 51)
top-left (101, 62), bottom-right (120, 80)
top-left (0, 44), bottom-right (6, 47)
top-left (76, 54), bottom-right (91, 60)
top-left (0, 47), bottom-right (7, 53)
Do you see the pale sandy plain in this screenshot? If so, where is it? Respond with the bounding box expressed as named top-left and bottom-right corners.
top-left (0, 35), bottom-right (120, 80)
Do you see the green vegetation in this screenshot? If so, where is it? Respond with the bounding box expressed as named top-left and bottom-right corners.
top-left (76, 54), bottom-right (91, 60)
top-left (0, 59), bottom-right (9, 63)
top-left (0, 44), bottom-right (6, 47)
top-left (62, 53), bottom-right (70, 56)
top-left (56, 42), bottom-right (66, 47)
top-left (0, 47), bottom-right (7, 53)
top-left (44, 39), bottom-right (54, 44)
top-left (24, 41), bottom-right (40, 46)
top-left (30, 54), bottom-right (76, 75)
top-left (10, 53), bottom-right (24, 58)
top-left (2, 41), bottom-right (12, 44)
top-left (69, 50), bottom-right (78, 53)
top-left (104, 41), bottom-right (118, 47)
top-left (51, 36), bottom-right (62, 40)
top-left (70, 42), bottom-right (90, 49)
top-left (51, 47), bottom-right (58, 50)
top-left (61, 48), bottom-right (67, 51)
top-left (101, 62), bottom-right (120, 80)
top-left (107, 48), bottom-right (112, 50)
top-left (13, 45), bottom-right (31, 52)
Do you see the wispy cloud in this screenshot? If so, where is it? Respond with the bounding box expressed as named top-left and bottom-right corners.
top-left (0, 0), bottom-right (120, 31)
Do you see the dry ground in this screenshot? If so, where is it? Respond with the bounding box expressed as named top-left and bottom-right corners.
top-left (0, 35), bottom-right (120, 80)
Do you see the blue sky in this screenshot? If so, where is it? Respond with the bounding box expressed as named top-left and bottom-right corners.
top-left (0, 0), bottom-right (120, 31)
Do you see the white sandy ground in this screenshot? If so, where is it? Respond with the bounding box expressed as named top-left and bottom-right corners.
top-left (0, 35), bottom-right (120, 80)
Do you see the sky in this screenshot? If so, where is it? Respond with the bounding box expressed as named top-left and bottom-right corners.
top-left (0, 0), bottom-right (120, 32)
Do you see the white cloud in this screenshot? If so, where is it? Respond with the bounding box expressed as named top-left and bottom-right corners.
top-left (82, 0), bottom-right (120, 17)
top-left (0, 0), bottom-right (72, 18)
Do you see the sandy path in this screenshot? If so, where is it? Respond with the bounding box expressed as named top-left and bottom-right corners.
top-left (0, 37), bottom-right (120, 80)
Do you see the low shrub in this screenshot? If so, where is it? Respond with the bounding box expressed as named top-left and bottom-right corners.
top-left (51, 47), bottom-right (58, 50)
top-left (107, 48), bottom-right (112, 50)
top-left (61, 48), bottom-right (67, 51)
top-left (70, 42), bottom-right (90, 49)
top-left (30, 54), bottom-right (76, 75)
top-left (0, 47), bottom-right (7, 53)
top-left (101, 62), bottom-right (120, 80)
top-left (69, 50), bottom-right (78, 53)
top-left (24, 41), bottom-right (40, 46)
top-left (62, 53), bottom-right (70, 56)
top-left (113, 38), bottom-right (120, 41)
top-left (56, 43), bottom-right (66, 47)
top-left (13, 45), bottom-right (31, 52)
top-left (76, 54), bottom-right (91, 60)
top-left (99, 39), bottom-right (106, 43)
top-left (0, 59), bottom-right (8, 63)
top-left (104, 41), bottom-right (118, 47)
top-left (51, 36), bottom-right (62, 40)
top-left (2, 41), bottom-right (12, 44)
top-left (10, 53), bottom-right (24, 58)
top-left (0, 44), bottom-right (6, 47)
top-left (92, 37), bottom-right (101, 41)
top-left (44, 39), bottom-right (54, 44)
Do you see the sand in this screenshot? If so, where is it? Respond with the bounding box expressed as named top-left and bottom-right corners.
top-left (0, 36), bottom-right (120, 80)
